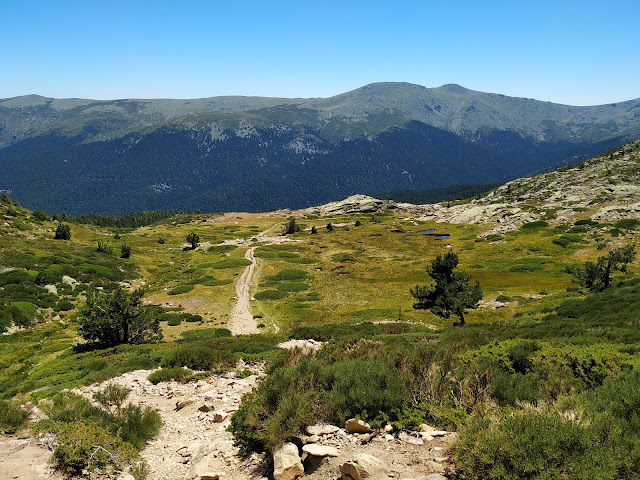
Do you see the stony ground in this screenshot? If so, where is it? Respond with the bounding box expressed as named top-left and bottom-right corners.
top-left (72, 366), bottom-right (269, 480)
top-left (68, 363), bottom-right (454, 480)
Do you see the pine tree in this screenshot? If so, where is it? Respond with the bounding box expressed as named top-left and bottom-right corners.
top-left (410, 251), bottom-right (482, 326)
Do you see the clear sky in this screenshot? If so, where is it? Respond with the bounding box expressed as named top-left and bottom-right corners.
top-left (2, 0), bottom-right (639, 105)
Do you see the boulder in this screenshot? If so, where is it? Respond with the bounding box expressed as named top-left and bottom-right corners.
top-left (306, 424), bottom-right (340, 436)
top-left (399, 432), bottom-right (424, 445)
top-left (198, 403), bottom-right (215, 412)
top-left (61, 275), bottom-right (78, 288)
top-left (273, 442), bottom-right (304, 480)
top-left (302, 443), bottom-right (339, 457)
top-left (212, 411), bottom-right (227, 423)
top-left (186, 450), bottom-right (225, 480)
top-left (175, 398), bottom-right (193, 410)
top-left (116, 474), bottom-right (136, 480)
top-left (345, 418), bottom-right (372, 434)
top-left (44, 284), bottom-right (57, 295)
top-left (339, 454), bottom-right (386, 480)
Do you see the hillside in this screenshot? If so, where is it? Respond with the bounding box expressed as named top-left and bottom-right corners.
top-left (1, 83), bottom-right (639, 214)
top-left (1, 140), bottom-right (640, 479)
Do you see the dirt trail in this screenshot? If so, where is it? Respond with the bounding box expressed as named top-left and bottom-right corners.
top-left (227, 247), bottom-right (259, 335)
top-left (0, 436), bottom-right (62, 480)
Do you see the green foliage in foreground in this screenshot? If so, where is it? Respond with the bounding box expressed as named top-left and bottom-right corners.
top-left (455, 413), bottom-right (617, 480)
top-left (232, 281), bottom-right (640, 480)
top-left (0, 399), bottom-right (29, 433)
top-left (38, 393), bottom-right (161, 474)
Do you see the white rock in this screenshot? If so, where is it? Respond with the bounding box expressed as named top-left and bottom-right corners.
top-left (339, 454), bottom-right (385, 480)
top-left (302, 443), bottom-right (339, 457)
top-left (306, 424), bottom-right (340, 436)
top-left (44, 284), bottom-right (57, 295)
top-left (399, 432), bottom-right (424, 445)
top-left (345, 418), bottom-right (372, 434)
top-left (273, 442), bottom-right (303, 480)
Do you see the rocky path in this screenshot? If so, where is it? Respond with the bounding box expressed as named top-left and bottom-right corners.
top-left (0, 436), bottom-right (62, 480)
top-left (227, 247), bottom-right (259, 335)
top-left (73, 367), bottom-right (268, 480)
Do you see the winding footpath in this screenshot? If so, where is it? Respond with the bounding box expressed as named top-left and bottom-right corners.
top-left (227, 247), bottom-right (259, 335)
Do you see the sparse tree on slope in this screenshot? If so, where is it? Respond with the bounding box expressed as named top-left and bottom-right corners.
top-left (54, 223), bottom-right (71, 240)
top-left (411, 251), bottom-right (482, 327)
top-left (284, 217), bottom-right (300, 235)
top-left (567, 245), bottom-right (635, 292)
top-left (186, 232), bottom-right (200, 250)
top-left (78, 288), bottom-right (162, 347)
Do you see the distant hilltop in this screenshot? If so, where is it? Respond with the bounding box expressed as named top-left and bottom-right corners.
top-left (1, 82), bottom-right (640, 215)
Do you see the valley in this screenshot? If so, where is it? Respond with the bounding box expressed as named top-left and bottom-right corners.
top-left (1, 139), bottom-right (640, 479)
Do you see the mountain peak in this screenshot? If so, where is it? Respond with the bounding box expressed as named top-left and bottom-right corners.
top-left (437, 84), bottom-right (470, 95)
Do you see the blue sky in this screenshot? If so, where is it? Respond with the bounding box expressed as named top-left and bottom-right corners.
top-left (2, 0), bottom-right (639, 105)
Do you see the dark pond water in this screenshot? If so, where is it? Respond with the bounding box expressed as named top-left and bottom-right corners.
top-left (419, 229), bottom-right (450, 240)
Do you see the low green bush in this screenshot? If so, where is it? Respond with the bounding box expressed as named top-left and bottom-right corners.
top-left (520, 220), bottom-right (549, 231)
top-left (211, 258), bottom-right (252, 269)
top-left (168, 285), bottom-right (194, 295)
top-left (277, 282), bottom-right (310, 292)
top-left (264, 269), bottom-right (309, 282)
top-left (454, 413), bottom-right (617, 480)
top-left (54, 299), bottom-right (74, 312)
top-left (0, 399), bottom-right (29, 433)
top-left (615, 218), bottom-right (640, 230)
top-left (162, 346), bottom-right (233, 370)
top-left (148, 367), bottom-right (195, 384)
top-left (254, 290), bottom-right (288, 300)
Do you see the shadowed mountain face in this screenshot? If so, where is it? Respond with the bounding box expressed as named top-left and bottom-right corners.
top-left (1, 82), bottom-right (639, 214)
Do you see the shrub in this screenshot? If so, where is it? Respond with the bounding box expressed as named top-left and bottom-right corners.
top-left (94, 383), bottom-right (131, 414)
top-left (265, 269), bottom-right (308, 282)
top-left (33, 210), bottom-right (49, 221)
top-left (0, 399), bottom-right (29, 433)
top-left (454, 413), bottom-right (617, 480)
top-left (54, 299), bottom-right (74, 312)
top-left (120, 244), bottom-right (132, 259)
top-left (213, 328), bottom-right (232, 337)
top-left (168, 285), bottom-right (194, 295)
top-left (162, 346), bottom-right (233, 370)
top-left (615, 218), bottom-right (640, 230)
top-left (186, 232), bottom-right (200, 249)
top-left (54, 224), bottom-right (71, 240)
top-left (586, 370), bottom-right (640, 477)
top-left (520, 220), bottom-right (549, 231)
top-left (50, 421), bottom-right (137, 474)
top-left (148, 367), bottom-right (194, 385)
top-left (254, 290), bottom-right (288, 300)
top-left (277, 282), bottom-right (310, 292)
top-left (326, 223), bottom-right (334, 231)
top-left (210, 258), bottom-right (252, 269)
top-left (97, 241), bottom-right (113, 254)
top-left (119, 405), bottom-right (163, 449)
top-left (284, 217), bottom-right (300, 235)
top-left (167, 318), bottom-right (182, 326)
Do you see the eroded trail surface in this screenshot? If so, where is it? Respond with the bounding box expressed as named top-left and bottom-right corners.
top-left (0, 436), bottom-right (62, 480)
top-left (73, 366), bottom-right (268, 480)
top-left (227, 247), bottom-right (258, 335)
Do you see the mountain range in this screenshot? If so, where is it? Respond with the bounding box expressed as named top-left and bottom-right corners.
top-left (1, 82), bottom-right (639, 214)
